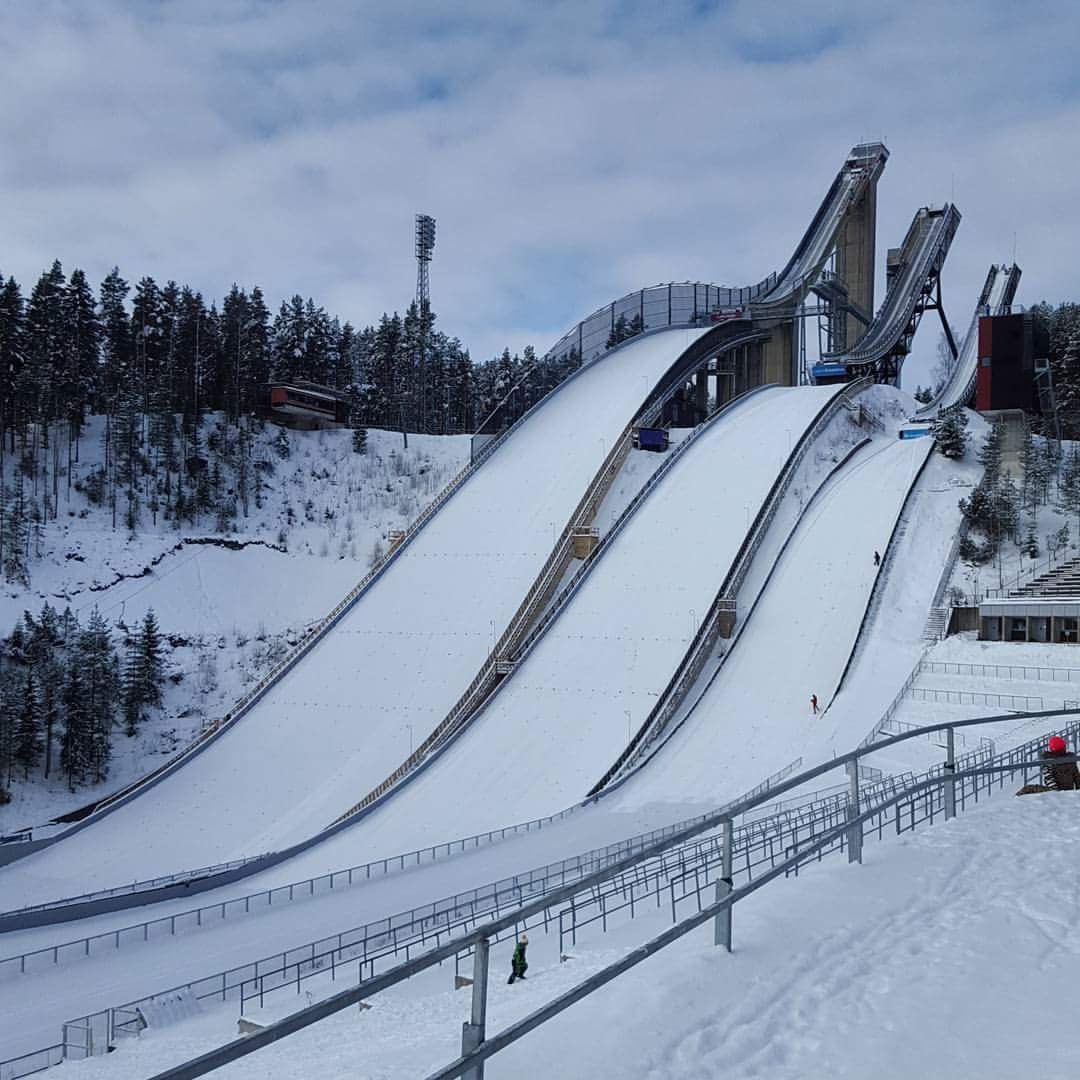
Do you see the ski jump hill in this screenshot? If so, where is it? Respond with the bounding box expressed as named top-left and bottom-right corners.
top-left (0, 140), bottom-right (1035, 1080)
top-left (0, 142), bottom-right (970, 899)
top-left (0, 135), bottom-right (989, 933)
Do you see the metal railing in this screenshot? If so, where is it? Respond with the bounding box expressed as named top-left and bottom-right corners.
top-left (23, 762), bottom-right (828, 1076)
top-left (123, 708), bottom-right (1080, 1080)
top-left (919, 660), bottom-right (1080, 683)
top-left (34, 750), bottom-right (944, 1076)
top-left (907, 687), bottom-right (1044, 710)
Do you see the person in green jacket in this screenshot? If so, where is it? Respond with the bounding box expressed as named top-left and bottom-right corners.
top-left (508, 935), bottom-right (528, 984)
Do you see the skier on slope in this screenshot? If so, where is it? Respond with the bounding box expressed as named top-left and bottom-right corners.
top-left (873, 550), bottom-right (881, 567)
top-left (810, 693), bottom-right (818, 715)
top-left (508, 935), bottom-right (529, 984)
top-left (1016, 736), bottom-right (1080, 795)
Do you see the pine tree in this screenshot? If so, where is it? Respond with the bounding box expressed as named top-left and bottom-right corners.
top-left (933, 407), bottom-right (968, 459)
top-left (976, 419), bottom-right (1005, 480)
top-left (13, 667), bottom-right (42, 778)
top-left (2, 480), bottom-right (30, 585)
top-left (121, 633), bottom-right (144, 736)
top-left (60, 657), bottom-right (91, 791)
top-left (80, 609), bottom-right (118, 784)
top-left (138, 610), bottom-right (165, 708)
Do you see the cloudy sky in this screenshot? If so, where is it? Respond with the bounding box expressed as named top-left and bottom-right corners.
top-left (2, 0), bottom-right (1077, 385)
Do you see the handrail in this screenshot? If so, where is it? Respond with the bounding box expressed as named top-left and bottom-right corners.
top-left (595, 377), bottom-right (874, 789)
top-left (132, 706), bottom-right (1080, 1080)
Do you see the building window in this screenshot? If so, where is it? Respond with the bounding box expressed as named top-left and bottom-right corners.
top-left (1059, 618), bottom-right (1079, 644)
top-left (1008, 617), bottom-right (1028, 642)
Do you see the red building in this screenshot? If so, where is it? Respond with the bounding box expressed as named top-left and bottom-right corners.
top-left (975, 311), bottom-right (1049, 414)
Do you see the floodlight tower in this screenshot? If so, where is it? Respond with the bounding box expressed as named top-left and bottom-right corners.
top-left (415, 214), bottom-right (436, 431)
top-left (415, 213), bottom-right (436, 311)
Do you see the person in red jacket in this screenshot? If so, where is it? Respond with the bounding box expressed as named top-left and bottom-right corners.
top-left (1041, 735), bottom-right (1080, 790)
top-left (1016, 735), bottom-right (1080, 795)
top-left (810, 693), bottom-right (818, 715)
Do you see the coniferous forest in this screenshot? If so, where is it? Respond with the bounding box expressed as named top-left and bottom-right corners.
top-left (0, 261), bottom-right (588, 587)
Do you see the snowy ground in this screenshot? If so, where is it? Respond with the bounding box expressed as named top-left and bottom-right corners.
top-left (0, 424), bottom-right (470, 832)
top-left (45, 780), bottom-right (1080, 1079)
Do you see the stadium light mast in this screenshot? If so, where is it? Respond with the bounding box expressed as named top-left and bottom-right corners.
top-left (415, 213), bottom-right (436, 433)
top-left (415, 213), bottom-right (436, 311)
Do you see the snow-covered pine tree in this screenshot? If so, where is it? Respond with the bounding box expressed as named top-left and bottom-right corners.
top-left (60, 658), bottom-right (91, 791)
top-left (2, 480), bottom-right (30, 585)
top-left (976, 419), bottom-right (1005, 480)
top-left (13, 667), bottom-right (43, 778)
top-left (933, 407), bottom-right (968, 459)
top-left (121, 633), bottom-right (144, 737)
top-left (80, 609), bottom-right (118, 784)
top-left (139, 610), bottom-right (164, 709)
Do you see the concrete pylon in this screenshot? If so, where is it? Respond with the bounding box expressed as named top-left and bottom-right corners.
top-left (835, 172), bottom-right (879, 350)
top-left (761, 323), bottom-right (796, 386)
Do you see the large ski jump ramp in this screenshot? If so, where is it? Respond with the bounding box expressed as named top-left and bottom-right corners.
top-left (616, 432), bottom-right (933, 811)
top-left (4, 327), bottom-right (711, 902)
top-left (310, 386), bottom-right (842, 859)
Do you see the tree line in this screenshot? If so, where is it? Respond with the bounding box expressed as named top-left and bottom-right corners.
top-left (0, 260), bottom-right (589, 584)
top-left (0, 605), bottom-right (165, 801)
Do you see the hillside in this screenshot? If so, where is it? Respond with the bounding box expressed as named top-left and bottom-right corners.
top-left (0, 420), bottom-right (469, 830)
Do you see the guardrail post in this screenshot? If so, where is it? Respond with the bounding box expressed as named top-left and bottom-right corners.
top-left (461, 938), bottom-right (490, 1080)
top-left (713, 816), bottom-right (733, 952)
top-left (943, 726), bottom-right (957, 820)
top-left (846, 760), bottom-right (862, 864)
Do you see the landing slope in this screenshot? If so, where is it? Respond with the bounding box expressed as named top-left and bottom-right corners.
top-left (619, 434), bottom-right (932, 810)
top-left (344, 387), bottom-right (841, 857)
top-left (5, 327), bottom-right (709, 904)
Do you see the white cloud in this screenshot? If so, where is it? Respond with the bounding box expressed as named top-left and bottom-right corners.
top-left (1, 0), bottom-right (1077, 370)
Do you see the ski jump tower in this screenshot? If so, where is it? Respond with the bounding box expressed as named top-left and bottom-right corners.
top-left (752, 142), bottom-right (888, 384)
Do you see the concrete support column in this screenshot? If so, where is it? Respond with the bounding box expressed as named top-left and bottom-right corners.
top-left (836, 176), bottom-right (879, 350)
top-left (694, 369), bottom-right (708, 420)
top-left (762, 323), bottom-right (796, 386)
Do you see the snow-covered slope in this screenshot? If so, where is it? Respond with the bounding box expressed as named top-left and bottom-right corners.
top-left (618, 432), bottom-right (933, 811)
top-left (2, 327), bottom-right (709, 903)
top-left (0, 427), bottom-right (470, 832)
top-left (339, 386), bottom-right (842, 857)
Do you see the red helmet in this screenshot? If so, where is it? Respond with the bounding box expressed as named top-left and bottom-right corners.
top-left (1048, 736), bottom-right (1067, 754)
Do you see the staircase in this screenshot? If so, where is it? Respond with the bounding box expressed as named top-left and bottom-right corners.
top-left (1010, 557), bottom-right (1080, 598)
top-left (924, 606), bottom-right (949, 642)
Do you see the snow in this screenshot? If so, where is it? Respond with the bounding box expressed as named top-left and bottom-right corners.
top-left (43, 778), bottom-right (1080, 1079)
top-left (1, 327), bottom-right (710, 904)
top-left (617, 430), bottom-right (934, 811)
top-left (814, 433), bottom-right (985, 756)
top-left (0, 426), bottom-right (471, 833)
top-left (332, 386), bottom-right (843, 858)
